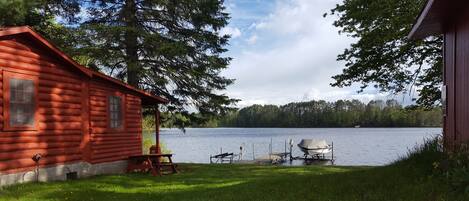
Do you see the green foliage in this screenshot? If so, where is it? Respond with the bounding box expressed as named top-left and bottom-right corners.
top-left (71, 0), bottom-right (238, 127)
top-left (142, 138), bottom-right (171, 155)
top-left (393, 136), bottom-right (444, 175)
top-left (399, 136), bottom-right (469, 195)
top-left (218, 99), bottom-right (442, 128)
top-left (0, 0), bottom-right (80, 55)
top-left (326, 0), bottom-right (443, 108)
top-left (439, 144), bottom-right (469, 194)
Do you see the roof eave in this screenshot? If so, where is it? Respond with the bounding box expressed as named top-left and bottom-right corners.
top-left (0, 26), bottom-right (93, 77)
top-left (91, 72), bottom-right (169, 104)
top-left (408, 0), bottom-right (446, 40)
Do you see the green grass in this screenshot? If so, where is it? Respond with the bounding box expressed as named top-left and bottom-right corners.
top-left (1, 139), bottom-right (467, 201)
top-left (0, 163), bottom-right (462, 201)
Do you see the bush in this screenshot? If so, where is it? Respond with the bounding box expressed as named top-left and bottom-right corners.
top-left (142, 138), bottom-right (171, 154)
top-left (442, 144), bottom-right (469, 193)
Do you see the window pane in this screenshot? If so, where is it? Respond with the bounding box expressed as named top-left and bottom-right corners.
top-left (109, 96), bottom-right (123, 128)
top-left (9, 78), bottom-right (35, 127)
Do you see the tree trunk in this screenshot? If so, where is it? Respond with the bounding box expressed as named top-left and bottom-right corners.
top-left (123, 0), bottom-right (140, 87)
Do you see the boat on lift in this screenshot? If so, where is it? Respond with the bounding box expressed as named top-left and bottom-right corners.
top-left (297, 139), bottom-right (332, 159)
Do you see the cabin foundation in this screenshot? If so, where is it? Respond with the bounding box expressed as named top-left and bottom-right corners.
top-left (0, 160), bottom-right (128, 186)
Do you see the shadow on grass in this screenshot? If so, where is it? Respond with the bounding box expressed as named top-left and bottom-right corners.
top-left (1, 163), bottom-right (457, 201)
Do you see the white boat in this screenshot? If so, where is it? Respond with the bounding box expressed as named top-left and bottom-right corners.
top-left (297, 139), bottom-right (332, 156)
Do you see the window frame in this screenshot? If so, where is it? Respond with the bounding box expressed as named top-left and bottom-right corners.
top-left (106, 92), bottom-right (126, 131)
top-left (3, 70), bottom-right (39, 131)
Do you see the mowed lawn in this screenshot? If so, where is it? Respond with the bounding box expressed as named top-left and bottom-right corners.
top-left (0, 160), bottom-right (463, 201)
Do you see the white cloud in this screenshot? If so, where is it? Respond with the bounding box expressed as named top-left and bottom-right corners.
top-left (248, 23), bottom-right (257, 30)
top-left (253, 0), bottom-right (332, 36)
top-left (222, 0), bottom-right (413, 107)
top-left (246, 34), bottom-right (258, 44)
top-left (220, 26), bottom-right (242, 39)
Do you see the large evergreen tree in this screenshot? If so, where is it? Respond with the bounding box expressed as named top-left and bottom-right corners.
top-left (326, 0), bottom-right (442, 108)
top-left (73, 0), bottom-right (237, 124)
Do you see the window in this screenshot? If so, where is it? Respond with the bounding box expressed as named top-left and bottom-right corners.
top-left (10, 78), bottom-right (35, 126)
top-left (108, 95), bottom-right (123, 129)
top-left (3, 71), bottom-right (38, 131)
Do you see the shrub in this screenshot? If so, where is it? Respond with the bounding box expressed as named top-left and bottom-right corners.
top-left (443, 144), bottom-right (469, 193)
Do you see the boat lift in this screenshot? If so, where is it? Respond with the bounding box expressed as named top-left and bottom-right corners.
top-left (209, 138), bottom-right (335, 165)
top-left (289, 139), bottom-right (334, 162)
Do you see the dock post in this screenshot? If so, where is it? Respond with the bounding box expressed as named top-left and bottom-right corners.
top-left (252, 143), bottom-right (255, 160)
top-left (284, 139), bottom-right (287, 160)
top-left (269, 138), bottom-right (273, 160)
top-left (239, 146), bottom-right (243, 160)
top-left (289, 139), bottom-right (293, 161)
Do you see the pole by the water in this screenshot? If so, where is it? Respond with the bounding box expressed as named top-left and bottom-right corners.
top-left (284, 140), bottom-right (287, 155)
top-left (155, 107), bottom-right (161, 154)
top-left (252, 143), bottom-right (255, 160)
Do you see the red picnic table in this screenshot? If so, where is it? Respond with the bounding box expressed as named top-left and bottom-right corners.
top-left (127, 154), bottom-right (178, 176)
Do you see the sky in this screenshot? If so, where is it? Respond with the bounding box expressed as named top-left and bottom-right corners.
top-left (220, 0), bottom-right (416, 108)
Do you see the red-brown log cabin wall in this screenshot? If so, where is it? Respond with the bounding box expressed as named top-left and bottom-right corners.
top-left (444, 7), bottom-right (469, 146)
top-left (0, 36), bottom-right (84, 173)
top-left (89, 79), bottom-right (142, 164)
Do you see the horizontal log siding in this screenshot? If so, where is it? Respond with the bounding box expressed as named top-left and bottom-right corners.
top-left (0, 71), bottom-right (3, 130)
top-left (0, 39), bottom-right (84, 173)
top-left (89, 82), bottom-right (142, 163)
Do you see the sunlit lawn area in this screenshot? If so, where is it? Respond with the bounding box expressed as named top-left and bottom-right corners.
top-left (0, 159), bottom-right (464, 201)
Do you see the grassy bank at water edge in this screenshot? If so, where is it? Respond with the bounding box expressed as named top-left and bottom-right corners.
top-left (1, 140), bottom-right (467, 201)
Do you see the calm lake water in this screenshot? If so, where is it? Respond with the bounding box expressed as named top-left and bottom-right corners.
top-left (151, 127), bottom-right (441, 166)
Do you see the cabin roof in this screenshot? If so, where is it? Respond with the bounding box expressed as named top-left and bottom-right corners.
top-left (408, 0), bottom-right (446, 39)
top-left (0, 26), bottom-right (168, 105)
top-left (408, 0), bottom-right (469, 39)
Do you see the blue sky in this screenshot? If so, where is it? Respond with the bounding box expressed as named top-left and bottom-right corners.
top-left (220, 0), bottom-right (417, 107)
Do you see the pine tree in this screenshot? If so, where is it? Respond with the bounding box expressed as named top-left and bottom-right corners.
top-left (73, 0), bottom-right (237, 124)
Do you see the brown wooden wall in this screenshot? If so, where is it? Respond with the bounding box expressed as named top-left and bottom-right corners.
top-left (0, 37), bottom-right (84, 173)
top-left (444, 7), bottom-right (469, 146)
top-left (0, 35), bottom-right (144, 173)
top-left (88, 81), bottom-right (143, 164)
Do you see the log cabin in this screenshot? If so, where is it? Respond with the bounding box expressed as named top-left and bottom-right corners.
top-left (0, 26), bottom-right (168, 186)
top-left (408, 0), bottom-right (469, 148)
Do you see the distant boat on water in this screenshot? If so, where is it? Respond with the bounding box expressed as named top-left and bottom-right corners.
top-left (354, 125), bottom-right (361, 128)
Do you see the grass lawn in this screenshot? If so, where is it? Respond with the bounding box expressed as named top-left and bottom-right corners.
top-left (0, 160), bottom-right (465, 201)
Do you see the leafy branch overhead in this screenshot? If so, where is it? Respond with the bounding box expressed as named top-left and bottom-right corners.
top-left (326, 0), bottom-right (442, 108)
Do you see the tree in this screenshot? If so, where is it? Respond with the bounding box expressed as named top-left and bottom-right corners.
top-left (216, 99), bottom-right (441, 128)
top-left (326, 0), bottom-right (442, 108)
top-left (70, 0), bottom-right (237, 125)
top-left (0, 0), bottom-right (80, 53)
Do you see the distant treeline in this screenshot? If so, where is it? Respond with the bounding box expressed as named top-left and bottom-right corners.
top-left (216, 100), bottom-right (442, 128)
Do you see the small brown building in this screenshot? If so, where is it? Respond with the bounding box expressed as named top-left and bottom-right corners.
top-left (409, 0), bottom-right (469, 147)
top-left (0, 26), bottom-right (167, 186)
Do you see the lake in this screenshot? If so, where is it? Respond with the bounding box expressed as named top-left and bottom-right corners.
top-left (151, 127), bottom-right (441, 166)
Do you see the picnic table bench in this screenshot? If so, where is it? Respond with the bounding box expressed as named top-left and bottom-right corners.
top-left (127, 154), bottom-right (178, 176)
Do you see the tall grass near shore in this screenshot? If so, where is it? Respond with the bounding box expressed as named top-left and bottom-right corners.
top-left (393, 135), bottom-right (469, 195)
